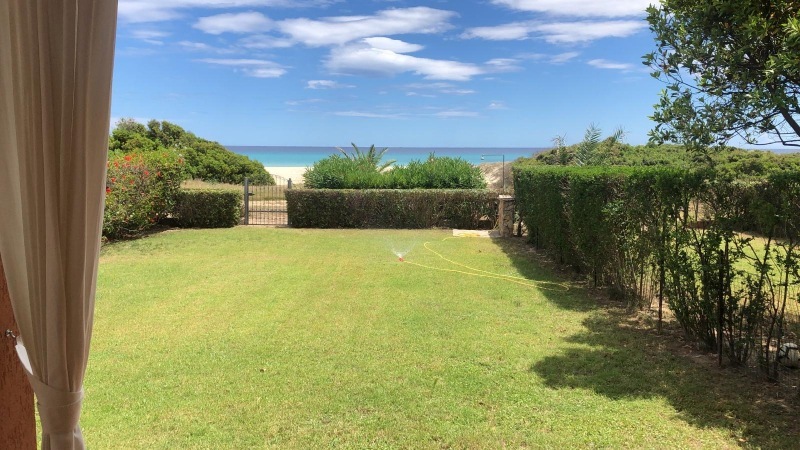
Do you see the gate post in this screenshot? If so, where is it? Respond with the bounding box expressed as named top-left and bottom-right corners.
top-left (243, 177), bottom-right (250, 225)
top-left (287, 178), bottom-right (292, 190)
top-left (498, 195), bottom-right (515, 238)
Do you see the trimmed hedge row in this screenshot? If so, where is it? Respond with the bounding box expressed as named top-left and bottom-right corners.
top-left (175, 189), bottom-right (243, 228)
top-left (286, 189), bottom-right (498, 229)
top-left (514, 165), bottom-right (800, 377)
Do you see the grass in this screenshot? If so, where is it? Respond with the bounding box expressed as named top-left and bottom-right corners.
top-left (181, 179), bottom-right (243, 191)
top-left (83, 228), bottom-right (797, 448)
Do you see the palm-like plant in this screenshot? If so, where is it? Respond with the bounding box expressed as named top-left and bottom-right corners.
top-left (554, 124), bottom-right (625, 166)
top-left (337, 143), bottom-right (396, 172)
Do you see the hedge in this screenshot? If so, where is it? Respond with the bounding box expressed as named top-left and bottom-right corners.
top-left (286, 189), bottom-right (498, 229)
top-left (514, 165), bottom-right (800, 378)
top-left (175, 189), bottom-right (243, 228)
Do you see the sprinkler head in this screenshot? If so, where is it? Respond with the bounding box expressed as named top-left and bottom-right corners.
top-left (398, 257), bottom-right (404, 262)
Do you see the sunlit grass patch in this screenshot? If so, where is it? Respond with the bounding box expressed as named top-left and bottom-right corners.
top-left (83, 228), bottom-right (797, 448)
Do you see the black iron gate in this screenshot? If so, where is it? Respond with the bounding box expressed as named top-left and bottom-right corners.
top-left (243, 175), bottom-right (292, 226)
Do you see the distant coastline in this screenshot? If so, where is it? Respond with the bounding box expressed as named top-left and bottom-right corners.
top-left (227, 145), bottom-right (547, 167)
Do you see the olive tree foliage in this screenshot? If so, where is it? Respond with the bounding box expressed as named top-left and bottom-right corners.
top-left (645, 1), bottom-right (800, 150)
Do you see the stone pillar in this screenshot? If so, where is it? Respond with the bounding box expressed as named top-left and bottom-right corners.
top-left (0, 255), bottom-right (36, 449)
top-left (498, 195), bottom-right (515, 238)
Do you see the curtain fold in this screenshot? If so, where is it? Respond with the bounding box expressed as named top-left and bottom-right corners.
top-left (0, 1), bottom-right (118, 448)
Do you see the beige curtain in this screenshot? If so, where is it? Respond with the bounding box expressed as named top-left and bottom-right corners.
top-left (0, 1), bottom-right (117, 449)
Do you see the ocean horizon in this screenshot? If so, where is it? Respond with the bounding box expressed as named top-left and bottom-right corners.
top-left (226, 146), bottom-right (547, 167)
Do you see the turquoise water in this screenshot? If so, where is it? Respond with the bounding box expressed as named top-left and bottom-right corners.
top-left (226, 146), bottom-right (546, 167)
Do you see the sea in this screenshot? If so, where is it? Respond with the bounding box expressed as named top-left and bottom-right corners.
top-left (226, 146), bottom-right (547, 167)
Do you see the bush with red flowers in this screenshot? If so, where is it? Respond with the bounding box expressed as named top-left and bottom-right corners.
top-left (103, 150), bottom-right (185, 238)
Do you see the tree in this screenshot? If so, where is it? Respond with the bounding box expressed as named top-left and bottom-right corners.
top-left (645, 1), bottom-right (800, 150)
top-left (109, 118), bottom-right (158, 153)
top-left (108, 119), bottom-right (274, 185)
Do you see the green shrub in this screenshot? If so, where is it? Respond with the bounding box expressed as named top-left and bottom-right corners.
top-left (303, 156), bottom-right (383, 189)
top-left (388, 157), bottom-right (486, 189)
top-left (103, 151), bottom-right (185, 239)
top-left (287, 189), bottom-right (497, 229)
top-left (110, 119), bottom-right (274, 185)
top-left (517, 140), bottom-right (800, 178)
top-left (183, 140), bottom-right (274, 185)
top-left (174, 189), bottom-right (243, 228)
top-left (514, 165), bottom-right (800, 374)
top-left (304, 154), bottom-right (486, 190)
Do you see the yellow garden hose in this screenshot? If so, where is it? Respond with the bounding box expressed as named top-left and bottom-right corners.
top-left (401, 237), bottom-right (570, 292)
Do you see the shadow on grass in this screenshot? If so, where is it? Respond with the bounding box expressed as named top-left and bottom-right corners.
top-left (493, 236), bottom-right (799, 449)
top-left (488, 236), bottom-right (598, 313)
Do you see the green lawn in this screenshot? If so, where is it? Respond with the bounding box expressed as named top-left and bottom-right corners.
top-left (83, 228), bottom-right (796, 448)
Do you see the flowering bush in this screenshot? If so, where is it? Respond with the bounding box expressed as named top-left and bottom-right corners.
top-left (103, 150), bottom-right (186, 238)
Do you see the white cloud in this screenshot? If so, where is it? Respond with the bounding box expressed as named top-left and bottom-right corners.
top-left (194, 11), bottom-right (272, 34)
top-left (485, 58), bottom-right (521, 72)
top-left (449, 89), bottom-right (475, 95)
top-left (435, 110), bottom-right (479, 118)
top-left (306, 80), bottom-right (354, 89)
top-left (196, 58), bottom-right (287, 77)
top-left (491, 0), bottom-right (656, 17)
top-left (463, 20), bottom-right (645, 43)
top-left (536, 20), bottom-right (646, 43)
top-left (462, 22), bottom-right (533, 40)
top-left (405, 83), bottom-right (476, 95)
top-left (517, 52), bottom-right (580, 64)
top-left (588, 59), bottom-right (636, 71)
top-left (118, 0), bottom-right (332, 23)
top-left (285, 98), bottom-right (325, 106)
top-left (406, 92), bottom-right (437, 98)
top-left (238, 34), bottom-right (295, 49)
top-left (550, 51), bottom-right (580, 64)
top-left (131, 29), bottom-right (171, 45)
top-left (279, 7), bottom-right (455, 46)
top-left (326, 41), bottom-right (484, 81)
top-left (334, 111), bottom-right (406, 119)
top-left (178, 41), bottom-right (240, 53)
top-left (488, 101), bottom-right (508, 110)
top-left (362, 37), bottom-right (424, 53)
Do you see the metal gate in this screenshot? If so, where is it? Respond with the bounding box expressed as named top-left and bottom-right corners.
top-left (243, 175), bottom-right (292, 226)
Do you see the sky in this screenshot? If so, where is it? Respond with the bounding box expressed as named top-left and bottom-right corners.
top-left (113, 0), bottom-right (665, 148)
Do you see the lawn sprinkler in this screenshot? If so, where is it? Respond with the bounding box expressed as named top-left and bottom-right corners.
top-left (391, 246), bottom-right (411, 263)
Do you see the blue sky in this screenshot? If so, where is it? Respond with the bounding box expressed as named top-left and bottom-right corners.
top-left (113, 0), bottom-right (664, 147)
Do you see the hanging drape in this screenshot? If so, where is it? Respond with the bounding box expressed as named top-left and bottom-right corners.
top-left (0, 1), bottom-right (117, 449)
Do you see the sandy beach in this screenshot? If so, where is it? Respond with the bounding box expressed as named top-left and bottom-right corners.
top-left (265, 163), bottom-right (503, 188)
top-left (265, 166), bottom-right (308, 183)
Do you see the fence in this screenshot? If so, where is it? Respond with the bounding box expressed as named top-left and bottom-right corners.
top-left (243, 175), bottom-right (291, 226)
